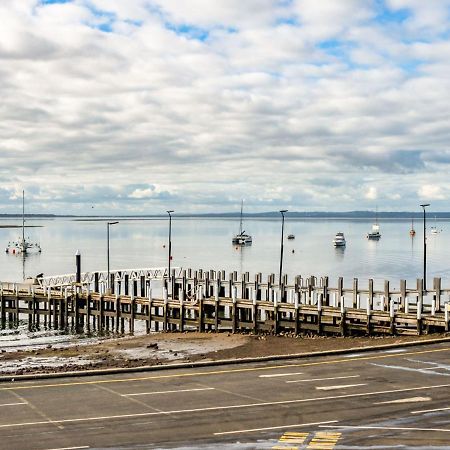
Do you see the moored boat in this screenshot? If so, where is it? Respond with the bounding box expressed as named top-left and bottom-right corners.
top-left (333, 232), bottom-right (346, 247)
top-left (5, 191), bottom-right (41, 255)
top-left (232, 200), bottom-right (252, 245)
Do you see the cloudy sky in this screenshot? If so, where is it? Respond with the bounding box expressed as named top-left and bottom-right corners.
top-left (1, 0), bottom-right (450, 214)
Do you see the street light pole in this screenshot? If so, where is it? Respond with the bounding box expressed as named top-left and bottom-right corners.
top-left (167, 210), bottom-right (174, 294)
top-left (279, 210), bottom-right (288, 285)
top-left (420, 204), bottom-right (430, 291)
top-left (107, 221), bottom-right (119, 293)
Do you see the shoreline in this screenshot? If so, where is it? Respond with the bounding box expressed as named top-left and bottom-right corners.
top-left (1, 331), bottom-right (449, 377)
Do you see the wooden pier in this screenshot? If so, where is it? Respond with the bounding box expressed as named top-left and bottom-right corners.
top-left (1, 270), bottom-right (449, 336)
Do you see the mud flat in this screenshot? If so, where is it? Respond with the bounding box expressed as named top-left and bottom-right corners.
top-left (1, 331), bottom-right (448, 376)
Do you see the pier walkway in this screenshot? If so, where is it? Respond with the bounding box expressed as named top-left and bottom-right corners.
top-left (1, 269), bottom-right (449, 336)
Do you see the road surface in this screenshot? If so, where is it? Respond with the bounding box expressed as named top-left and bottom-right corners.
top-left (0, 341), bottom-right (449, 449)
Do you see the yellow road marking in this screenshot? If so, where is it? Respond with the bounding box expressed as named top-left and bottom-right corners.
top-left (307, 431), bottom-right (341, 449)
top-left (1, 346), bottom-right (448, 391)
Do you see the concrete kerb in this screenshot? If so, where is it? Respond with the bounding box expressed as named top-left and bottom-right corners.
top-left (1, 335), bottom-right (449, 383)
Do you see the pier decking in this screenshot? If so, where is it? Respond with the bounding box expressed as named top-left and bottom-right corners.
top-left (1, 269), bottom-right (449, 336)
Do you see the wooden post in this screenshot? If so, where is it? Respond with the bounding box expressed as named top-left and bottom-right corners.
top-left (400, 279), bottom-right (406, 312)
top-left (352, 278), bottom-right (358, 309)
top-left (434, 277), bottom-right (441, 312)
top-left (130, 294), bottom-right (135, 334)
top-left (340, 300), bottom-right (346, 336)
top-left (417, 279), bottom-right (423, 335)
top-left (389, 298), bottom-right (395, 335)
top-left (252, 289), bottom-right (257, 334)
top-left (337, 277), bottom-right (343, 307)
top-left (273, 290), bottom-right (278, 334)
top-left (445, 303), bottom-right (449, 332)
top-left (0, 284), bottom-right (5, 328)
top-left (384, 280), bottom-right (390, 311)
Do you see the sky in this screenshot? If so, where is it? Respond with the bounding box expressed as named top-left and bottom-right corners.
top-left (1, 0), bottom-right (450, 215)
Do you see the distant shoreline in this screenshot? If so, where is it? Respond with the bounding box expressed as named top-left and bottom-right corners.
top-left (2, 211), bottom-right (450, 220)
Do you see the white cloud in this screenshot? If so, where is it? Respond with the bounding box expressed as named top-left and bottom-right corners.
top-left (365, 187), bottom-right (378, 200)
top-left (0, 0), bottom-right (450, 213)
top-left (418, 185), bottom-right (446, 200)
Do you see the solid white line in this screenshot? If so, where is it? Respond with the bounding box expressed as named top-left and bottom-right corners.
top-left (214, 420), bottom-right (338, 436)
top-left (122, 387), bottom-right (214, 396)
top-left (374, 396), bottom-right (431, 405)
top-left (319, 424), bottom-right (450, 433)
top-left (45, 447), bottom-right (89, 450)
top-left (286, 375), bottom-right (360, 384)
top-left (0, 402), bottom-right (27, 407)
top-left (411, 406), bottom-right (450, 415)
top-left (1, 383), bottom-right (449, 429)
top-left (316, 383), bottom-right (367, 391)
top-left (259, 372), bottom-right (304, 378)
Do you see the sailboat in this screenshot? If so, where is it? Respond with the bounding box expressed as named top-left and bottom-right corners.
top-left (367, 208), bottom-right (381, 240)
top-left (232, 200), bottom-right (252, 245)
top-left (409, 218), bottom-right (416, 236)
top-left (431, 216), bottom-right (438, 234)
top-left (5, 190), bottom-right (41, 254)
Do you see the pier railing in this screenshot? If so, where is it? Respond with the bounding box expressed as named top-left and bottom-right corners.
top-left (1, 270), bottom-right (449, 336)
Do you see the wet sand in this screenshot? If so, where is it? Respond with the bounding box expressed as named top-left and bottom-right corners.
top-left (1, 331), bottom-right (448, 376)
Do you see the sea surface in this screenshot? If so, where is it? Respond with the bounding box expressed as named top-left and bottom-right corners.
top-left (1, 216), bottom-right (449, 290)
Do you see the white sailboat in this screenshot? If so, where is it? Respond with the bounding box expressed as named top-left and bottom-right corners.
top-left (232, 200), bottom-right (252, 245)
top-left (367, 208), bottom-right (381, 240)
top-left (5, 191), bottom-right (41, 254)
top-left (430, 216), bottom-right (438, 234)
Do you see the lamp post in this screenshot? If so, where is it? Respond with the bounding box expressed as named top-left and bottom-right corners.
top-left (167, 210), bottom-right (174, 293)
top-left (279, 210), bottom-right (288, 285)
top-left (107, 221), bottom-right (119, 293)
top-left (420, 204), bottom-right (430, 290)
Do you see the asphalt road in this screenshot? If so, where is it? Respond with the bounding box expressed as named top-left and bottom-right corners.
top-left (0, 342), bottom-right (449, 449)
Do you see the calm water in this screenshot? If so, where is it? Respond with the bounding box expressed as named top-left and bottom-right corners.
top-left (0, 217), bottom-right (449, 290)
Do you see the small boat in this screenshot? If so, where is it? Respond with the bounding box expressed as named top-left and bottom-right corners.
top-left (287, 234), bottom-right (295, 240)
top-left (5, 191), bottom-right (41, 255)
top-left (367, 208), bottom-right (381, 240)
top-left (333, 232), bottom-right (346, 247)
top-left (410, 218), bottom-right (416, 236)
top-left (430, 216), bottom-right (439, 234)
top-left (232, 200), bottom-right (252, 245)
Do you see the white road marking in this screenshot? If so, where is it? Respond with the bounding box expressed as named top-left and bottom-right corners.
top-left (286, 375), bottom-right (360, 384)
top-left (319, 424), bottom-right (450, 433)
top-left (343, 353), bottom-right (364, 358)
top-left (316, 383), bottom-right (367, 391)
top-left (374, 396), bottom-right (431, 405)
top-left (121, 387), bottom-right (214, 397)
top-left (0, 402), bottom-right (27, 407)
top-left (259, 372), bottom-right (304, 378)
top-left (45, 447), bottom-right (89, 450)
top-left (411, 406), bottom-right (450, 415)
top-left (371, 362), bottom-right (450, 377)
top-left (383, 349), bottom-right (406, 353)
top-left (213, 420), bottom-right (338, 436)
top-left (2, 383), bottom-right (449, 429)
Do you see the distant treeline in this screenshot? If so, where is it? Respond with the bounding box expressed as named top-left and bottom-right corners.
top-left (1, 211), bottom-right (450, 219)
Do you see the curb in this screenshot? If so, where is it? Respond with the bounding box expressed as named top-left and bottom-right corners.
top-left (1, 336), bottom-right (449, 383)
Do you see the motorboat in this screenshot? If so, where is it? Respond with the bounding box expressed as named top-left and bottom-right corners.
top-left (5, 191), bottom-right (41, 254)
top-left (287, 234), bottom-right (295, 240)
top-left (333, 232), bottom-right (346, 247)
top-left (232, 200), bottom-right (252, 245)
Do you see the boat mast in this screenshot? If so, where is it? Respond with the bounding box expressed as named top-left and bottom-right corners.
top-left (239, 200), bottom-right (243, 235)
top-left (22, 190), bottom-right (25, 248)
